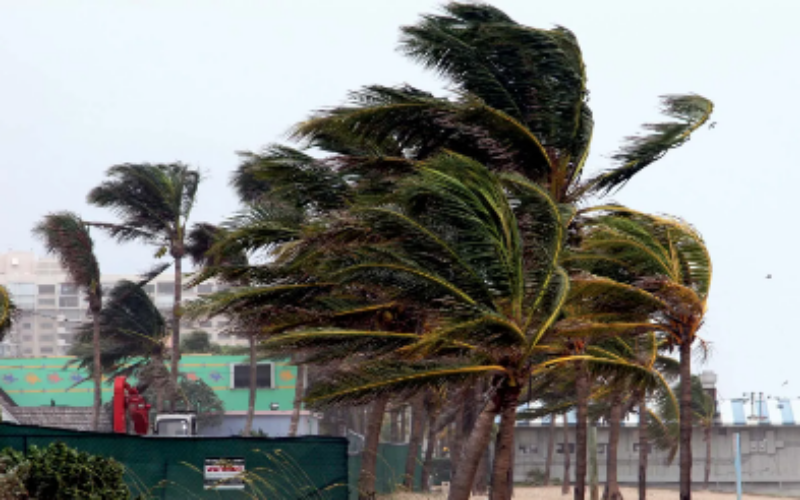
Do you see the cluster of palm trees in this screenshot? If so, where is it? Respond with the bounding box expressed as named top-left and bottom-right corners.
top-left (13, 3), bottom-right (716, 500)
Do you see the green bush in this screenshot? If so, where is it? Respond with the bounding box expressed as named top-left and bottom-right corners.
top-left (0, 441), bottom-right (129, 499)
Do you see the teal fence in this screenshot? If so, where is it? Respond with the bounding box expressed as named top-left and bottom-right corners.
top-left (347, 443), bottom-right (422, 499)
top-left (0, 423), bottom-right (349, 499)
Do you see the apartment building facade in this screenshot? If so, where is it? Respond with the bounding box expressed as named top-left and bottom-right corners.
top-left (0, 251), bottom-right (244, 358)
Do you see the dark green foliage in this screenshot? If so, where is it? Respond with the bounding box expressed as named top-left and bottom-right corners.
top-left (590, 95), bottom-right (714, 194)
top-left (32, 212), bottom-right (102, 312)
top-left (0, 285), bottom-right (16, 340)
top-left (86, 163), bottom-right (200, 246)
top-left (143, 376), bottom-right (225, 429)
top-left (0, 442), bottom-right (129, 499)
top-left (180, 330), bottom-right (214, 353)
top-left (68, 279), bottom-right (166, 378)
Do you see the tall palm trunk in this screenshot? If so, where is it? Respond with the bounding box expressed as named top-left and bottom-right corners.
top-left (288, 364), bottom-right (306, 437)
top-left (562, 413), bottom-right (571, 495)
top-left (474, 447), bottom-right (490, 495)
top-left (703, 426), bottom-right (711, 489)
top-left (679, 337), bottom-right (693, 500)
top-left (243, 335), bottom-right (257, 435)
top-left (421, 408), bottom-right (438, 492)
top-left (447, 393), bottom-right (500, 500)
top-left (605, 393), bottom-right (623, 500)
top-left (575, 364), bottom-right (589, 500)
top-left (404, 396), bottom-right (426, 490)
top-left (359, 394), bottom-right (389, 500)
top-left (490, 386), bottom-right (521, 500)
top-left (170, 253), bottom-right (182, 412)
top-left (544, 415), bottom-right (556, 485)
top-left (450, 404), bottom-right (465, 478)
top-left (638, 398), bottom-right (648, 500)
top-left (589, 425), bottom-right (599, 500)
top-left (91, 313), bottom-right (102, 431)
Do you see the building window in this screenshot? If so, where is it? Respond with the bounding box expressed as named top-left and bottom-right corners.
top-left (156, 282), bottom-right (174, 295)
top-left (40, 346), bottom-right (54, 354)
top-left (518, 444), bottom-right (538, 454)
top-left (21, 335), bottom-right (33, 342)
top-left (22, 323), bottom-right (32, 330)
top-left (230, 363), bottom-right (273, 389)
top-left (632, 443), bottom-right (652, 453)
top-left (59, 296), bottom-right (79, 308)
top-left (38, 284), bottom-right (56, 295)
top-left (39, 335), bottom-right (55, 342)
top-left (598, 444), bottom-right (608, 454)
top-left (38, 298), bottom-right (56, 306)
top-left (557, 444), bottom-right (575, 454)
top-left (23, 348), bottom-right (33, 354)
top-left (60, 283), bottom-right (79, 295)
top-left (143, 284), bottom-right (155, 294)
top-left (197, 284), bottom-right (214, 294)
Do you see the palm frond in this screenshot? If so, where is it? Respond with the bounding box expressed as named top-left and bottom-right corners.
top-left (587, 94), bottom-right (713, 195)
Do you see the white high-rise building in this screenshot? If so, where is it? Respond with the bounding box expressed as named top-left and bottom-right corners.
top-left (0, 251), bottom-right (243, 358)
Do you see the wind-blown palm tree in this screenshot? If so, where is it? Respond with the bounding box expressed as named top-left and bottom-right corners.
top-left (294, 7), bottom-right (713, 498)
top-left (568, 207), bottom-right (712, 500)
top-left (87, 163), bottom-right (201, 407)
top-left (33, 212), bottom-right (104, 430)
top-left (67, 278), bottom-right (173, 412)
top-left (261, 152), bottom-right (573, 500)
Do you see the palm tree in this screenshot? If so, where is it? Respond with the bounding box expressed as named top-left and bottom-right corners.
top-left (67, 278), bottom-right (174, 412)
top-left (87, 163), bottom-right (201, 406)
top-left (260, 152), bottom-right (573, 500)
top-left (568, 207), bottom-right (712, 500)
top-left (294, 7), bottom-right (712, 497)
top-left (33, 212), bottom-right (104, 430)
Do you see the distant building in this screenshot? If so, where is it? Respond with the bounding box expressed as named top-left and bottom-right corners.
top-left (0, 354), bottom-right (318, 437)
top-left (0, 251), bottom-right (244, 358)
top-left (513, 371), bottom-right (800, 493)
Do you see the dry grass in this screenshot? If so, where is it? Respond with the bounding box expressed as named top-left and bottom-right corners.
top-left (384, 485), bottom-right (773, 500)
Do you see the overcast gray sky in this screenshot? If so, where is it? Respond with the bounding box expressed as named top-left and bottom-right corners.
top-left (1, 1), bottom-right (796, 399)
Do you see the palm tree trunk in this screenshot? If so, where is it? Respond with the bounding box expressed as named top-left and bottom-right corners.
top-left (474, 447), bottom-right (490, 495)
top-left (447, 392), bottom-right (500, 500)
top-left (421, 408), bottom-right (438, 492)
top-left (638, 398), bottom-right (648, 500)
top-left (450, 405), bottom-right (465, 479)
top-left (562, 413), bottom-right (571, 495)
top-left (243, 335), bottom-right (257, 435)
top-left (704, 426), bottom-right (711, 489)
top-left (170, 254), bottom-right (182, 412)
top-left (605, 393), bottom-right (623, 500)
top-left (575, 364), bottom-right (589, 500)
top-left (545, 415), bottom-right (556, 485)
top-left (91, 313), bottom-right (102, 431)
top-left (404, 396), bottom-right (425, 490)
top-left (490, 385), bottom-right (521, 500)
top-left (288, 364), bottom-right (306, 437)
top-left (589, 424), bottom-right (599, 500)
top-left (679, 337), bottom-right (693, 500)
top-left (359, 394), bottom-right (389, 500)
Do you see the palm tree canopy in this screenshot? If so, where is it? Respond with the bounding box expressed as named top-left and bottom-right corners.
top-left (86, 163), bottom-right (200, 251)
top-left (67, 279), bottom-right (167, 379)
top-left (32, 212), bottom-right (102, 312)
top-left (260, 152), bottom-right (572, 407)
top-left (294, 2), bottom-right (712, 200)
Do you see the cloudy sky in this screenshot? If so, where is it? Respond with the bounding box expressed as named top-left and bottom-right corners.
top-left (1, 1), bottom-right (796, 398)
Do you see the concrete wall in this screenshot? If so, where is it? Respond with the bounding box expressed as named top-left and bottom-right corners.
top-left (514, 424), bottom-right (800, 488)
top-left (203, 413), bottom-right (320, 437)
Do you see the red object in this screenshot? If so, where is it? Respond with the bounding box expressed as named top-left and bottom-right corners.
top-left (113, 376), bottom-right (151, 435)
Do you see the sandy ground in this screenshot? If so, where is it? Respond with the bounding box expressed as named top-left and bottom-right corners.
top-left (386, 486), bottom-right (771, 500)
